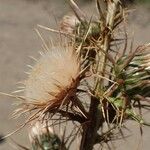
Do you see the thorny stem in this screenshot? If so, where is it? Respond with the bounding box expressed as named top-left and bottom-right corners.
top-left (80, 1), bottom-right (120, 150)
top-left (80, 96), bottom-right (102, 150)
top-left (99, 0), bottom-right (120, 86)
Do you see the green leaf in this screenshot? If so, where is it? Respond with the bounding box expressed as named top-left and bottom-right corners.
top-left (108, 97), bottom-right (125, 108)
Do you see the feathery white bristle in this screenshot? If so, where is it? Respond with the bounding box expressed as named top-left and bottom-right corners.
top-left (27, 65), bottom-right (33, 69)
top-left (25, 46), bottom-right (80, 103)
top-left (29, 56), bottom-right (38, 62)
top-left (12, 89), bottom-right (25, 94)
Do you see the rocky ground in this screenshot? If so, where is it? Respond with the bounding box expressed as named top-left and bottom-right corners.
top-left (0, 0), bottom-right (150, 149)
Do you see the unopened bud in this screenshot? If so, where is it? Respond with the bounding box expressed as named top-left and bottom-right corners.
top-left (60, 15), bottom-right (80, 34)
top-left (29, 121), bottom-right (63, 150)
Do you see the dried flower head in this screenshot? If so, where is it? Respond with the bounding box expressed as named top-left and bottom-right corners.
top-left (24, 46), bottom-right (80, 109)
top-left (11, 43), bottom-right (88, 127)
top-left (11, 45), bottom-right (85, 124)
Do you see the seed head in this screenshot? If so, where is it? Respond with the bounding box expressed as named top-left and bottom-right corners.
top-left (24, 46), bottom-right (80, 108)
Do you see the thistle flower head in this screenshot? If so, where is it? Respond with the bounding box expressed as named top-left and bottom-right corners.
top-left (24, 46), bottom-right (80, 108)
top-left (29, 121), bottom-right (62, 150)
top-left (60, 15), bottom-right (79, 34)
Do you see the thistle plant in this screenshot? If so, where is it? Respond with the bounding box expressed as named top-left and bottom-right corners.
top-left (1, 0), bottom-right (150, 150)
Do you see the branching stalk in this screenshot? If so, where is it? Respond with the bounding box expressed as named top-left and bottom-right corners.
top-left (80, 1), bottom-right (121, 150)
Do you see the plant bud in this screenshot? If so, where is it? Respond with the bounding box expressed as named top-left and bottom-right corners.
top-left (60, 15), bottom-right (80, 34)
top-left (29, 121), bottom-right (63, 150)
